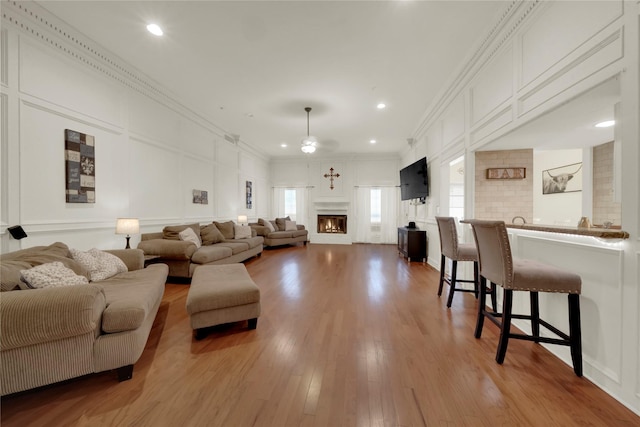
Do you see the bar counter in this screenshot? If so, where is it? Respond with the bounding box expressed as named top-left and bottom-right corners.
top-left (505, 223), bottom-right (629, 239)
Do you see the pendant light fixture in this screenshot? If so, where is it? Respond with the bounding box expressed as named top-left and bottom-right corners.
top-left (301, 107), bottom-right (317, 154)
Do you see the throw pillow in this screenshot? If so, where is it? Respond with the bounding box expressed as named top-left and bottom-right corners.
top-left (213, 221), bottom-right (235, 240)
top-left (259, 218), bottom-right (275, 233)
top-left (285, 220), bottom-right (297, 231)
top-left (71, 248), bottom-right (128, 281)
top-left (162, 223), bottom-right (201, 240)
top-left (20, 261), bottom-right (89, 289)
top-left (200, 223), bottom-right (225, 245)
top-left (179, 227), bottom-right (202, 248)
top-left (234, 224), bottom-right (252, 239)
top-left (275, 216), bottom-right (291, 231)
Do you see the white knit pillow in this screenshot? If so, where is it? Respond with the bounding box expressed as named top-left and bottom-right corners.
top-left (179, 227), bottom-right (202, 248)
top-left (88, 248), bottom-right (128, 281)
top-left (20, 261), bottom-right (89, 289)
top-left (234, 224), bottom-right (252, 239)
top-left (285, 220), bottom-right (297, 231)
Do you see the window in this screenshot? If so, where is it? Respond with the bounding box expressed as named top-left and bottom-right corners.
top-left (284, 189), bottom-right (296, 217)
top-left (370, 188), bottom-right (381, 223)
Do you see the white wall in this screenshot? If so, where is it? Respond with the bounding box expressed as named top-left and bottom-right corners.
top-left (0, 4), bottom-right (270, 253)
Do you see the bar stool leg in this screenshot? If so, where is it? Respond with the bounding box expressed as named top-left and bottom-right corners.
top-left (474, 276), bottom-right (488, 338)
top-left (490, 282), bottom-right (497, 313)
top-left (473, 261), bottom-right (479, 299)
top-left (568, 293), bottom-right (583, 377)
top-left (496, 289), bottom-right (513, 364)
top-left (530, 291), bottom-right (540, 343)
top-left (446, 260), bottom-right (458, 308)
top-left (437, 255), bottom-right (446, 296)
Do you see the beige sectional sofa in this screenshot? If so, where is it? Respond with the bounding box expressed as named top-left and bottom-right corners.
top-left (0, 243), bottom-right (168, 395)
top-left (249, 217), bottom-right (309, 247)
top-left (137, 221), bottom-right (263, 279)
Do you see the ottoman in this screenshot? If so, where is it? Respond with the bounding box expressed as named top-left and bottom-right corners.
top-left (186, 264), bottom-right (261, 339)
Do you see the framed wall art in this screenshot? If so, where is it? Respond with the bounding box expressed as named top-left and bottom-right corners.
top-left (246, 181), bottom-right (253, 209)
top-left (192, 190), bottom-right (208, 204)
top-left (65, 129), bottom-right (95, 203)
top-left (542, 162), bottom-right (582, 194)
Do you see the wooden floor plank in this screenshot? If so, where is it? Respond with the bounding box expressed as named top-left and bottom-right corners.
top-left (2, 243), bottom-right (638, 426)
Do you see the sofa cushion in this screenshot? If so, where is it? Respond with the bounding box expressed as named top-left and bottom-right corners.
top-left (237, 236), bottom-right (264, 249)
top-left (163, 223), bottom-right (200, 240)
top-left (234, 224), bottom-right (252, 239)
top-left (179, 227), bottom-right (202, 248)
top-left (216, 241), bottom-right (250, 255)
top-left (292, 229), bottom-right (309, 238)
top-left (213, 221), bottom-right (235, 240)
top-left (258, 218), bottom-right (276, 233)
top-left (200, 223), bottom-right (225, 245)
top-left (267, 230), bottom-right (294, 239)
top-left (99, 265), bottom-right (167, 333)
top-left (0, 242), bottom-right (89, 292)
top-left (190, 245), bottom-right (233, 264)
top-left (20, 262), bottom-right (89, 289)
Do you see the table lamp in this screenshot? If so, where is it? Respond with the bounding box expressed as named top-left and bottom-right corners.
top-left (115, 218), bottom-right (140, 249)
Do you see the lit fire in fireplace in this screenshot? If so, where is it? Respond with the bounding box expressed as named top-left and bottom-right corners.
top-left (317, 215), bottom-right (347, 234)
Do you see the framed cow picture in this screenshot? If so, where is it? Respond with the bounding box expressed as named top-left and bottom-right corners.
top-left (542, 162), bottom-right (582, 194)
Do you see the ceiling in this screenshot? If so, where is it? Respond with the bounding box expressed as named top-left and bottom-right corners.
top-left (35, 0), bottom-right (506, 158)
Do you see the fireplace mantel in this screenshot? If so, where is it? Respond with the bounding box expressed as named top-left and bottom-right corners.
top-left (314, 201), bottom-right (349, 212)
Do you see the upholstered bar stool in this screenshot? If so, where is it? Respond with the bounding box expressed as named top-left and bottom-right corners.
top-left (436, 216), bottom-right (494, 308)
top-left (468, 219), bottom-right (583, 377)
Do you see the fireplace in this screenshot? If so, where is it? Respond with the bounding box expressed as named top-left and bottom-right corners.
top-left (317, 215), bottom-right (347, 234)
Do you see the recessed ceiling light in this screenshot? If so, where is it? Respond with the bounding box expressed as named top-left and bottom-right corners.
top-left (280, 143), bottom-right (287, 148)
top-left (370, 139), bottom-right (376, 144)
top-left (595, 120), bottom-right (615, 128)
top-left (146, 23), bottom-right (163, 36)
top-left (377, 103), bottom-right (386, 109)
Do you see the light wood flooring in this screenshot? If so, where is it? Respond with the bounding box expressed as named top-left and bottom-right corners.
top-left (2, 243), bottom-right (639, 426)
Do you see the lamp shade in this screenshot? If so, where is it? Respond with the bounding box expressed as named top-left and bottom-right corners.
top-left (237, 215), bottom-right (248, 224)
top-left (115, 218), bottom-right (140, 235)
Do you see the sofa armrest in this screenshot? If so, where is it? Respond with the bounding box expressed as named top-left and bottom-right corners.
top-left (105, 248), bottom-right (144, 271)
top-left (137, 239), bottom-right (197, 260)
top-left (296, 224), bottom-right (306, 231)
top-left (0, 284), bottom-right (106, 351)
top-left (141, 232), bottom-right (163, 241)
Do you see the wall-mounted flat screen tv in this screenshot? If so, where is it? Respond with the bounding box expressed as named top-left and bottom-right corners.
top-left (400, 157), bottom-right (429, 201)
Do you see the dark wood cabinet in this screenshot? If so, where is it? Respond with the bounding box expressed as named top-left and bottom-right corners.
top-left (397, 227), bottom-right (427, 262)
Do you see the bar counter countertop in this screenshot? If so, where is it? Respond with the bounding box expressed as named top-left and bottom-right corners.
top-left (461, 220), bottom-right (629, 240)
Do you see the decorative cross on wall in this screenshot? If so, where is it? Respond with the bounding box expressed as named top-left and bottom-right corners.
top-left (323, 167), bottom-right (341, 190)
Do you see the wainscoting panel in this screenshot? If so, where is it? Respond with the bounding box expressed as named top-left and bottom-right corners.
top-left (129, 136), bottom-right (183, 220)
top-left (19, 36), bottom-right (123, 128)
top-left (518, 28), bottom-right (623, 118)
top-left (511, 232), bottom-right (624, 384)
top-left (469, 105), bottom-right (513, 145)
top-left (519, 0), bottom-right (623, 89)
top-left (441, 93), bottom-right (465, 147)
top-left (128, 90), bottom-right (182, 149)
top-left (216, 164), bottom-right (240, 220)
top-left (470, 45), bottom-right (513, 126)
